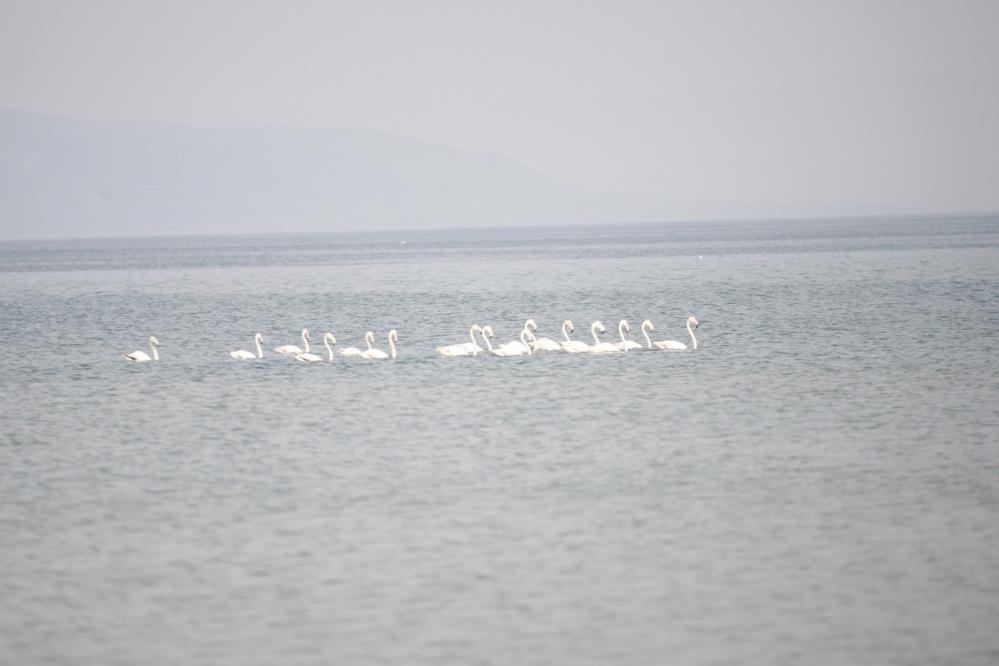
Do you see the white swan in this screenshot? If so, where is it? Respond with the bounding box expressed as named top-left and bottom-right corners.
top-left (559, 319), bottom-right (589, 353)
top-left (588, 321), bottom-right (621, 354)
top-left (275, 328), bottom-right (308, 355)
top-left (652, 316), bottom-right (700, 350)
top-left (295, 332), bottom-right (336, 362)
top-left (498, 325), bottom-right (533, 355)
top-left (362, 330), bottom-right (398, 360)
top-left (341, 331), bottom-right (372, 357)
top-left (124, 336), bottom-right (160, 362)
top-left (524, 319), bottom-right (562, 351)
top-left (491, 328), bottom-right (535, 357)
top-left (616, 320), bottom-right (642, 351)
top-left (479, 325), bottom-right (495, 353)
top-left (437, 325), bottom-right (484, 356)
top-left (640, 319), bottom-right (655, 349)
top-left (230, 332), bottom-right (263, 360)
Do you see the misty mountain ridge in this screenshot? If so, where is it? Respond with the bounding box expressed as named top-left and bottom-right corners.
top-left (0, 108), bottom-right (934, 240)
top-left (1, 108), bottom-right (652, 239)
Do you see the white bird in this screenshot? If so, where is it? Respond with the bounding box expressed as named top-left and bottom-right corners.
top-left (275, 328), bottom-right (309, 356)
top-left (588, 321), bottom-right (621, 354)
top-left (295, 332), bottom-right (336, 362)
top-left (490, 328), bottom-right (535, 357)
top-left (341, 331), bottom-right (373, 357)
top-left (559, 319), bottom-right (589, 353)
top-left (524, 319), bottom-right (562, 351)
top-left (124, 336), bottom-right (160, 362)
top-left (362, 330), bottom-right (398, 360)
top-left (437, 325), bottom-right (484, 356)
top-left (640, 319), bottom-right (656, 349)
top-left (230, 332), bottom-right (264, 360)
top-left (652, 316), bottom-right (700, 350)
top-left (616, 320), bottom-right (642, 351)
top-left (496, 324), bottom-right (533, 355)
top-left (479, 325), bottom-right (495, 353)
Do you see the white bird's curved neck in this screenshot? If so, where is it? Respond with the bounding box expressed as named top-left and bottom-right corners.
top-left (254, 336), bottom-right (262, 358)
top-left (389, 334), bottom-right (397, 359)
top-left (591, 324), bottom-right (600, 345)
top-left (688, 321), bottom-right (698, 350)
top-left (619, 322), bottom-right (627, 344)
top-left (150, 340), bottom-right (159, 361)
top-left (562, 321), bottom-right (571, 342)
top-left (324, 337), bottom-right (334, 361)
top-left (301, 330), bottom-right (310, 354)
top-left (642, 325), bottom-right (652, 349)
top-left (481, 329), bottom-right (493, 352)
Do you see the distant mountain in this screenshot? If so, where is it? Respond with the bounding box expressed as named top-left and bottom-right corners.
top-left (0, 108), bottom-right (639, 239)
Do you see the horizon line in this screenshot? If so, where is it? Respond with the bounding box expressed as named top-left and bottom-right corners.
top-left (1, 210), bottom-right (996, 244)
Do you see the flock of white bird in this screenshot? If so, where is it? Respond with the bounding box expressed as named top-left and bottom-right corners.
top-left (123, 317), bottom-right (699, 362)
top-left (435, 318), bottom-right (700, 357)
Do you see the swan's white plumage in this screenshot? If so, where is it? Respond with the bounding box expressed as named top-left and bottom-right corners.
top-left (524, 319), bottom-right (561, 351)
top-left (437, 342), bottom-right (482, 356)
top-left (273, 345), bottom-right (302, 355)
top-left (437, 325), bottom-right (484, 356)
top-left (275, 329), bottom-right (308, 355)
top-left (558, 320), bottom-right (588, 353)
top-left (616, 320), bottom-right (642, 351)
top-left (479, 326), bottom-right (495, 353)
top-left (500, 327), bottom-right (533, 355)
top-left (296, 332), bottom-right (336, 362)
top-left (362, 330), bottom-right (397, 360)
top-left (231, 333), bottom-right (263, 360)
top-left (341, 331), bottom-right (372, 357)
top-left (588, 321), bottom-right (620, 354)
top-left (491, 329), bottom-right (534, 357)
top-left (641, 320), bottom-right (655, 349)
top-left (125, 336), bottom-right (159, 362)
top-left (652, 316), bottom-right (699, 351)
top-left (531, 337), bottom-right (562, 351)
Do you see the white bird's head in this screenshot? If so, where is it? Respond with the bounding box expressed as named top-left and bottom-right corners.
top-left (524, 319), bottom-right (538, 331)
top-left (324, 332), bottom-right (336, 345)
top-left (641, 319), bottom-right (654, 332)
top-left (255, 332), bottom-right (263, 343)
top-left (302, 328), bottom-right (310, 340)
top-left (688, 316), bottom-right (700, 328)
top-left (592, 321), bottom-right (605, 334)
top-left (619, 319), bottom-right (630, 332)
top-left (389, 329), bottom-right (398, 342)
top-left (482, 325), bottom-right (494, 338)
top-left (149, 336), bottom-right (160, 346)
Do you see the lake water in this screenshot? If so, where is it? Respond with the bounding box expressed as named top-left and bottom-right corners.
top-left (1, 217), bottom-right (998, 665)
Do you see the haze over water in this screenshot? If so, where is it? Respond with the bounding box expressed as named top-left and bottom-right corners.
top-left (1, 216), bottom-right (998, 665)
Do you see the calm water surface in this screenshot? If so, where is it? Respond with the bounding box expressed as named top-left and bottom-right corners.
top-left (1, 217), bottom-right (998, 665)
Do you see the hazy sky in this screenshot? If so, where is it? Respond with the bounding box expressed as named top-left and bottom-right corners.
top-left (2, 0), bottom-right (998, 216)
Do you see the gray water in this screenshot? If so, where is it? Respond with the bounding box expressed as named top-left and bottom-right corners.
top-left (1, 217), bottom-right (998, 665)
